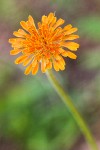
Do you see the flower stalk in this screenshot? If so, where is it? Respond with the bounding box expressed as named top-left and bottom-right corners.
top-left (46, 70), bottom-right (98, 150)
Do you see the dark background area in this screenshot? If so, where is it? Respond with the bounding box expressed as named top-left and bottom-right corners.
top-left (0, 0), bottom-right (100, 150)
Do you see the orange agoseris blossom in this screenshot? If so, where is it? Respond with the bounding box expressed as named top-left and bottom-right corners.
top-left (9, 13), bottom-right (79, 75)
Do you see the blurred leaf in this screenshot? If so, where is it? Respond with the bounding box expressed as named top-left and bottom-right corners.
top-left (27, 132), bottom-right (49, 150)
top-left (77, 16), bottom-right (100, 41)
top-left (0, 0), bottom-right (17, 18)
top-left (50, 0), bottom-right (83, 13)
top-left (6, 77), bottom-right (52, 106)
top-left (80, 48), bottom-right (100, 69)
top-left (0, 75), bottom-right (79, 150)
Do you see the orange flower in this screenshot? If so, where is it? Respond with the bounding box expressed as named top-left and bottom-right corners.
top-left (9, 13), bottom-right (79, 75)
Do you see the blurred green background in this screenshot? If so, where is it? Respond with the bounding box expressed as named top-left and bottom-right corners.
top-left (0, 0), bottom-right (100, 150)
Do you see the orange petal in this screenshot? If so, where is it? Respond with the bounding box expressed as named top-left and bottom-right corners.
top-left (41, 59), bottom-right (46, 73)
top-left (13, 32), bottom-right (22, 37)
top-left (62, 42), bottom-right (79, 51)
top-left (50, 17), bottom-right (57, 27)
top-left (61, 50), bottom-right (68, 57)
top-left (59, 59), bottom-right (65, 68)
top-left (53, 61), bottom-right (59, 71)
top-left (42, 15), bottom-right (48, 24)
top-left (61, 50), bottom-right (77, 59)
top-left (53, 18), bottom-right (65, 29)
top-left (58, 48), bottom-right (65, 53)
top-left (9, 38), bottom-right (16, 43)
top-left (23, 56), bottom-right (33, 66)
top-left (51, 27), bottom-right (62, 39)
top-left (64, 28), bottom-right (78, 35)
top-left (9, 38), bottom-right (25, 49)
top-left (28, 15), bottom-right (37, 29)
top-left (38, 22), bottom-right (41, 28)
top-left (11, 43), bottom-right (24, 49)
top-left (59, 56), bottom-right (66, 66)
top-left (18, 29), bottom-right (27, 35)
top-left (66, 51), bottom-right (77, 59)
top-left (28, 15), bottom-right (34, 25)
top-left (24, 64), bottom-right (32, 75)
top-left (9, 38), bottom-right (25, 43)
top-left (57, 60), bottom-right (65, 70)
top-left (63, 24), bottom-right (72, 31)
top-left (20, 21), bottom-right (28, 31)
top-left (15, 55), bottom-right (28, 64)
top-left (32, 59), bottom-right (37, 67)
top-left (63, 34), bottom-right (79, 40)
top-left (13, 29), bottom-right (27, 37)
top-left (48, 13), bottom-right (55, 24)
top-left (55, 54), bottom-right (62, 60)
top-left (46, 61), bottom-right (52, 69)
top-left (32, 63), bottom-right (39, 75)
top-left (10, 49), bottom-right (21, 55)
top-left (58, 62), bottom-right (65, 70)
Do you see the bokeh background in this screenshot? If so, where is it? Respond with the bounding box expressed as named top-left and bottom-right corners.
top-left (0, 0), bottom-right (100, 150)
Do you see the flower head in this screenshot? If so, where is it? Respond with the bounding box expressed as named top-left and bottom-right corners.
top-left (9, 13), bottom-right (79, 75)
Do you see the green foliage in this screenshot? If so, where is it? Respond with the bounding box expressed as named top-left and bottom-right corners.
top-left (0, 0), bottom-right (17, 19)
top-left (80, 48), bottom-right (100, 70)
top-left (50, 0), bottom-right (83, 13)
top-left (77, 16), bottom-right (100, 41)
top-left (0, 70), bottom-right (79, 150)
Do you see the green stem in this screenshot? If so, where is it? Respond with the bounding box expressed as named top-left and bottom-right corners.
top-left (46, 70), bottom-right (98, 150)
